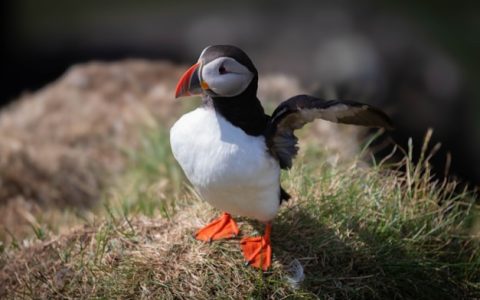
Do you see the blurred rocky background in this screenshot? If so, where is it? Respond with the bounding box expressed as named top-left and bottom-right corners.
top-left (3, 0), bottom-right (479, 189)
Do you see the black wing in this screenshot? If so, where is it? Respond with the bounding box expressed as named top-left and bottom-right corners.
top-left (265, 95), bottom-right (394, 169)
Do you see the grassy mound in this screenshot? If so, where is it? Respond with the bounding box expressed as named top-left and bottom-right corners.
top-left (1, 126), bottom-right (478, 299)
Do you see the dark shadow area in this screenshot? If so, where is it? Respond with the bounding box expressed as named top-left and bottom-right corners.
top-left (271, 206), bottom-right (476, 299)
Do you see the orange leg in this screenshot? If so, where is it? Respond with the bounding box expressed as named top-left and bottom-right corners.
top-left (195, 212), bottom-right (240, 242)
top-left (240, 223), bottom-right (272, 271)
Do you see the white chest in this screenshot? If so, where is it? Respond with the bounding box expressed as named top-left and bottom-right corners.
top-left (169, 107), bottom-right (281, 222)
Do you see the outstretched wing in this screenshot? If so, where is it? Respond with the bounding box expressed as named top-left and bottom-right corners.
top-left (265, 94), bottom-right (394, 169)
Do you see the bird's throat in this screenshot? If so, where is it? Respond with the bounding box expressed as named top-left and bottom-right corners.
top-left (205, 88), bottom-right (268, 137)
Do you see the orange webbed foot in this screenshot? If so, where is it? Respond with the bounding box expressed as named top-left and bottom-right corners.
top-left (240, 223), bottom-right (272, 271)
top-left (195, 212), bottom-right (240, 242)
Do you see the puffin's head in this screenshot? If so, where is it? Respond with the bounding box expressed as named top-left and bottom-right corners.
top-left (175, 45), bottom-right (257, 99)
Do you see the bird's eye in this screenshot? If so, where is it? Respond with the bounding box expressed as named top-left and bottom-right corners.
top-left (219, 65), bottom-right (227, 74)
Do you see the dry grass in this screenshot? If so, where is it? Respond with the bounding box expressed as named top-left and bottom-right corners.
top-left (1, 124), bottom-right (478, 299)
top-left (0, 60), bottom-right (184, 206)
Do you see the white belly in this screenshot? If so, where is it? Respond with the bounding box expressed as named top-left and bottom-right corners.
top-left (170, 106), bottom-right (281, 222)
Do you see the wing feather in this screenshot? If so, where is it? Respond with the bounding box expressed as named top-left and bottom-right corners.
top-left (266, 95), bottom-right (393, 169)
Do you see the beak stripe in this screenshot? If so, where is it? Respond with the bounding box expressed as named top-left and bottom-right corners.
top-left (175, 62), bottom-right (200, 98)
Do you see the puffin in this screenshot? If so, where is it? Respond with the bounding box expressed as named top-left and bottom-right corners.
top-left (170, 45), bottom-right (393, 271)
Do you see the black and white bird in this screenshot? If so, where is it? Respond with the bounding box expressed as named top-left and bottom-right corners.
top-left (170, 45), bottom-right (393, 270)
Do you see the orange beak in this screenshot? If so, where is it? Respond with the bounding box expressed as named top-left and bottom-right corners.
top-left (175, 62), bottom-right (202, 98)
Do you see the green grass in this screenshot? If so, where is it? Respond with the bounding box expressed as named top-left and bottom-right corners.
top-left (108, 127), bottom-right (184, 219)
top-left (1, 125), bottom-right (479, 299)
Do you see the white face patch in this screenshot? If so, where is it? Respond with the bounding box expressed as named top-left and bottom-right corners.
top-left (201, 57), bottom-right (254, 97)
